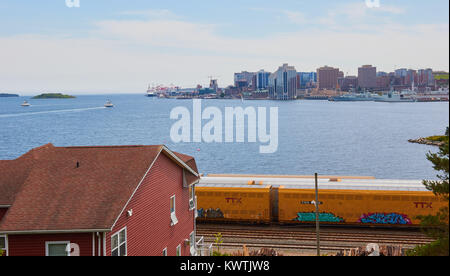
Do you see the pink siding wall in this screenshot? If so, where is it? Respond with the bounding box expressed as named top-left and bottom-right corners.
top-left (7, 233), bottom-right (93, 256)
top-left (106, 153), bottom-right (195, 256)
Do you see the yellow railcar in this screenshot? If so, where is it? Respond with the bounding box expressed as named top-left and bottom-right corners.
top-left (198, 176), bottom-right (449, 227)
top-left (196, 184), bottom-right (272, 223)
top-left (278, 187), bottom-right (448, 226)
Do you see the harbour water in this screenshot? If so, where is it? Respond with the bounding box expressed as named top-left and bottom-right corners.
top-left (0, 94), bottom-right (448, 180)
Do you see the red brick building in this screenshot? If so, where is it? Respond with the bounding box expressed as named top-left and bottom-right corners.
top-left (0, 144), bottom-right (200, 256)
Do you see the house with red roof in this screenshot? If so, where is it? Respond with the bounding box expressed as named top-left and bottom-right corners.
top-left (0, 143), bottom-right (200, 256)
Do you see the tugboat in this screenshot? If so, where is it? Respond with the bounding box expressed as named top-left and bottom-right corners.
top-left (104, 100), bottom-right (114, 108)
top-left (21, 101), bottom-right (31, 107)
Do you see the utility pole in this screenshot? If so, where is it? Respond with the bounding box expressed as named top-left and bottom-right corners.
top-left (315, 173), bottom-right (320, 256)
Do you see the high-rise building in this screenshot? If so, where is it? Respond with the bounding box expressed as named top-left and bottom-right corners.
top-left (418, 69), bottom-right (434, 86)
top-left (298, 72), bottom-right (317, 88)
top-left (268, 63), bottom-right (297, 100)
top-left (317, 66), bottom-right (339, 90)
top-left (209, 79), bottom-right (218, 91)
top-left (358, 65), bottom-right (377, 89)
top-left (406, 69), bottom-right (417, 86)
top-left (256, 70), bottom-right (271, 90)
top-left (395, 68), bottom-right (408, 85)
top-left (395, 68), bottom-right (408, 78)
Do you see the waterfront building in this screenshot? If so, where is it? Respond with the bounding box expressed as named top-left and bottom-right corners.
top-left (0, 144), bottom-right (200, 256)
top-left (268, 63), bottom-right (298, 100)
top-left (209, 79), bottom-right (218, 92)
top-left (395, 68), bottom-right (408, 78)
top-left (256, 70), bottom-right (271, 90)
top-left (341, 76), bottom-right (359, 92)
top-left (317, 66), bottom-right (340, 90)
top-left (358, 65), bottom-right (377, 89)
top-left (418, 69), bottom-right (434, 86)
top-left (406, 69), bottom-right (418, 86)
top-left (234, 71), bottom-right (256, 88)
top-left (298, 72), bottom-right (317, 88)
top-left (395, 68), bottom-right (408, 85)
top-left (376, 75), bottom-right (391, 90)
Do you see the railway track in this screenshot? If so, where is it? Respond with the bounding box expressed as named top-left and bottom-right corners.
top-left (197, 224), bottom-right (434, 254)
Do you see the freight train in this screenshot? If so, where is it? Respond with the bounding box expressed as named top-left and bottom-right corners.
top-left (195, 175), bottom-right (448, 227)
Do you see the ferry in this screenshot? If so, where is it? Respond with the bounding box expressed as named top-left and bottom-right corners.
top-left (21, 101), bottom-right (31, 107)
top-left (147, 85), bottom-right (157, 97)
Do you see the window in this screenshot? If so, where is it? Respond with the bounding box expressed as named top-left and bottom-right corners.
top-left (162, 248), bottom-right (167, 256)
top-left (170, 195), bottom-right (178, 226)
top-left (176, 244), bottom-right (181, 256)
top-left (46, 241), bottom-right (70, 256)
top-left (0, 235), bottom-right (7, 256)
top-left (111, 227), bottom-right (127, 256)
top-left (189, 185), bottom-right (195, 210)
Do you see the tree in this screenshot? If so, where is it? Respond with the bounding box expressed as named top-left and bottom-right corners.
top-left (409, 127), bottom-right (449, 256)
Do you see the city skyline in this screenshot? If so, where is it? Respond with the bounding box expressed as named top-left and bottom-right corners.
top-left (0, 0), bottom-right (449, 95)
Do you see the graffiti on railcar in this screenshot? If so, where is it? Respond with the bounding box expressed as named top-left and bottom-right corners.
top-left (293, 212), bottom-right (345, 223)
top-left (197, 208), bottom-right (224, 219)
top-left (358, 213), bottom-right (412, 225)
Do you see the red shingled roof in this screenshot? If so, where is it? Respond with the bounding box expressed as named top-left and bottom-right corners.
top-left (0, 144), bottom-right (199, 233)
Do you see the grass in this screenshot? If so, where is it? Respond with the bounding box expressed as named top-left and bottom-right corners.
top-left (426, 135), bottom-right (449, 143)
top-left (435, 74), bottom-right (449, 80)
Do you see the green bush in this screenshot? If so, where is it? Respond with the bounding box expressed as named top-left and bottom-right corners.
top-left (407, 238), bottom-right (449, 256)
top-left (415, 127), bottom-right (450, 256)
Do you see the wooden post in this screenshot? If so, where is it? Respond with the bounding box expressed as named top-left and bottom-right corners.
top-left (315, 173), bottom-right (320, 256)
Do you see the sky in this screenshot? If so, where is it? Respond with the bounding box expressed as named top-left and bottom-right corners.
top-left (0, 0), bottom-right (449, 94)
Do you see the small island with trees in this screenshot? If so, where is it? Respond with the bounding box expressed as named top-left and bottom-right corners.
top-left (0, 93), bottom-right (19, 97)
top-left (32, 93), bottom-right (76, 99)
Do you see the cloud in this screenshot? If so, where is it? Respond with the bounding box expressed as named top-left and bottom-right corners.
top-left (282, 10), bottom-right (307, 25)
top-left (119, 9), bottom-right (178, 19)
top-left (318, 2), bottom-right (406, 27)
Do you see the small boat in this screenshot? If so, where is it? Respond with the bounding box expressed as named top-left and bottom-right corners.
top-left (21, 101), bottom-right (31, 107)
top-left (104, 100), bottom-right (114, 108)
